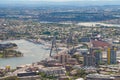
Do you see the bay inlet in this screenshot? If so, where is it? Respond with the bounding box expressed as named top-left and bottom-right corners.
top-left (0, 39), bottom-right (50, 68)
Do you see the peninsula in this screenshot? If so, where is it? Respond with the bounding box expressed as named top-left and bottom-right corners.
top-left (0, 43), bottom-right (23, 58)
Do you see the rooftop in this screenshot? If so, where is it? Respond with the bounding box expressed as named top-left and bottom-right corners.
top-left (86, 74), bottom-right (115, 79)
top-left (91, 40), bottom-right (111, 48)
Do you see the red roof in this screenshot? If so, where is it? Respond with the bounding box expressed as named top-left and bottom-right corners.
top-left (92, 40), bottom-right (111, 48)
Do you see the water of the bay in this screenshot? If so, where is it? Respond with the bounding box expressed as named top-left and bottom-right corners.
top-left (0, 39), bottom-right (50, 68)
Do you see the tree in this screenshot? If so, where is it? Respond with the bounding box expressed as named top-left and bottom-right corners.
top-left (75, 69), bottom-right (86, 78)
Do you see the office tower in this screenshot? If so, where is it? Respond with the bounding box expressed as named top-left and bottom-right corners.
top-left (94, 50), bottom-right (102, 66)
top-left (84, 53), bottom-right (95, 67)
top-left (107, 47), bottom-right (117, 64)
top-left (90, 48), bottom-right (102, 66)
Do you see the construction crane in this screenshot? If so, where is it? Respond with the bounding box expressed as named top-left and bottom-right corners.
top-left (67, 32), bottom-right (73, 48)
top-left (50, 36), bottom-right (58, 57)
top-left (67, 31), bottom-right (76, 55)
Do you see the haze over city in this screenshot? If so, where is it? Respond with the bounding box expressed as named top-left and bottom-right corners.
top-left (0, 0), bottom-right (120, 6)
top-left (0, 0), bottom-right (120, 80)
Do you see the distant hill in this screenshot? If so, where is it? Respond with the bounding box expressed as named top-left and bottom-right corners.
top-left (102, 19), bottom-right (120, 25)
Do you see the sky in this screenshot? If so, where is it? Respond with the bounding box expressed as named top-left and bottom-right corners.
top-left (0, 0), bottom-right (120, 5)
top-left (1, 0), bottom-right (120, 2)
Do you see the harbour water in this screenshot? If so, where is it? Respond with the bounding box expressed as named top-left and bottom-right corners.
top-left (0, 39), bottom-right (50, 68)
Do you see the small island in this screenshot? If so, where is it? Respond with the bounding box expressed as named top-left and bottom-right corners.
top-left (0, 43), bottom-right (23, 58)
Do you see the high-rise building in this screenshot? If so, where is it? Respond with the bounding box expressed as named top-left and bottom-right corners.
top-left (89, 48), bottom-right (102, 66)
top-left (53, 53), bottom-right (71, 64)
top-left (83, 53), bottom-right (95, 67)
top-left (53, 53), bottom-right (78, 65)
top-left (107, 47), bottom-right (117, 64)
top-left (94, 50), bottom-right (102, 66)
